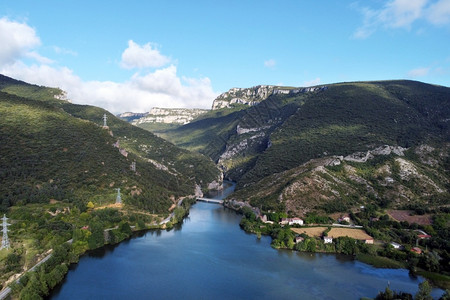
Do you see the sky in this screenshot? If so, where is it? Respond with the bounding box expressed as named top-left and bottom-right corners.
top-left (0, 0), bottom-right (449, 114)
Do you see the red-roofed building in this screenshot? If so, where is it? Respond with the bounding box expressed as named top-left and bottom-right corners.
top-left (418, 234), bottom-right (431, 239)
top-left (411, 247), bottom-right (422, 254)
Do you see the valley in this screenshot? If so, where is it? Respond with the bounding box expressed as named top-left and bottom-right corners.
top-left (1, 75), bottom-right (449, 299)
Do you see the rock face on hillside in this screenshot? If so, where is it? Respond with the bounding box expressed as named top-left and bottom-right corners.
top-left (117, 112), bottom-right (148, 122)
top-left (212, 85), bottom-right (328, 110)
top-left (131, 108), bottom-right (209, 125)
top-left (228, 144), bottom-right (449, 217)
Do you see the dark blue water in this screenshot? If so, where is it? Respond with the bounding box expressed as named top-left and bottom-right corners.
top-left (50, 185), bottom-right (444, 299)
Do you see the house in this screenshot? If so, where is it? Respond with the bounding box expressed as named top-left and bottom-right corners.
top-left (390, 242), bottom-right (403, 249)
top-left (323, 236), bottom-right (333, 244)
top-left (417, 234), bottom-right (431, 239)
top-left (411, 247), bottom-right (422, 254)
top-left (364, 238), bottom-right (374, 244)
top-left (295, 236), bottom-right (304, 244)
top-left (279, 217), bottom-right (304, 226)
top-left (279, 218), bottom-right (289, 225)
top-left (259, 215), bottom-right (274, 224)
top-left (289, 218), bottom-right (304, 226)
top-left (338, 216), bottom-right (351, 223)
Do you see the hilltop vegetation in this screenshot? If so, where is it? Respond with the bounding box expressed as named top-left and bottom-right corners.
top-left (0, 74), bottom-right (221, 297)
top-left (155, 81), bottom-right (449, 211)
top-left (0, 74), bottom-right (220, 214)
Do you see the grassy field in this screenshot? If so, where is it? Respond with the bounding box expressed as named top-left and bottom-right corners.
top-left (292, 227), bottom-right (327, 237)
top-left (355, 253), bottom-right (406, 269)
top-left (328, 228), bottom-right (373, 240)
top-left (387, 210), bottom-right (433, 225)
top-left (291, 227), bottom-right (373, 241)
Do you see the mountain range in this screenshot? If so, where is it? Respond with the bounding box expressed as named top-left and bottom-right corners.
top-left (131, 80), bottom-right (450, 215)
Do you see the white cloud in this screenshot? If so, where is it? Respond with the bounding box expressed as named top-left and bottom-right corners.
top-left (426, 0), bottom-right (450, 25)
top-left (53, 46), bottom-right (78, 56)
top-left (120, 40), bottom-right (171, 69)
top-left (303, 78), bottom-right (321, 87)
top-left (0, 19), bottom-right (218, 114)
top-left (407, 67), bottom-right (430, 77)
top-left (0, 17), bottom-right (41, 65)
top-left (353, 0), bottom-right (450, 38)
top-left (25, 51), bottom-right (54, 64)
top-left (264, 59), bottom-right (276, 68)
top-left (2, 62), bottom-right (217, 113)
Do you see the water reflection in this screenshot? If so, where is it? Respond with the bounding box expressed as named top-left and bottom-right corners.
top-left (50, 194), bottom-right (444, 300)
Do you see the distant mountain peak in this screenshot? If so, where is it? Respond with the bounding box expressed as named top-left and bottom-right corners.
top-left (211, 85), bottom-right (328, 110)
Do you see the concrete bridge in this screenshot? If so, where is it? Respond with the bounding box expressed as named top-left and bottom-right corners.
top-left (196, 197), bottom-right (223, 204)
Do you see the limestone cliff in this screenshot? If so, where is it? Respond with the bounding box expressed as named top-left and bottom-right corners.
top-left (211, 85), bottom-right (328, 110)
top-left (131, 107), bottom-right (209, 125)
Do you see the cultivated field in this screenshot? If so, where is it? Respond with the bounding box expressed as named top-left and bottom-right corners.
top-left (387, 210), bottom-right (432, 225)
top-left (328, 228), bottom-right (373, 240)
top-left (291, 227), bottom-right (373, 241)
top-left (292, 227), bottom-right (327, 237)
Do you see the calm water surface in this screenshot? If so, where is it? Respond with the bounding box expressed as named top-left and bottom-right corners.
top-left (50, 185), bottom-right (443, 299)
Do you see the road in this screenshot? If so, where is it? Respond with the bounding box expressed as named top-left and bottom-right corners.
top-left (0, 239), bottom-right (72, 300)
top-left (159, 198), bottom-right (184, 225)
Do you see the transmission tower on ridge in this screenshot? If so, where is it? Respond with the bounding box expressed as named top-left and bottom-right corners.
top-left (1, 214), bottom-right (11, 250)
top-left (116, 188), bottom-right (122, 204)
top-left (103, 113), bottom-right (108, 127)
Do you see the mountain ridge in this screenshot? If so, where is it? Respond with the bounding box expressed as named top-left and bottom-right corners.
top-left (0, 74), bottom-right (221, 213)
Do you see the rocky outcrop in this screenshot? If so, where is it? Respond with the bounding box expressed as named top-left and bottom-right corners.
top-left (117, 112), bottom-right (148, 122)
top-left (129, 108), bottom-right (209, 125)
top-left (344, 145), bottom-right (406, 163)
top-left (212, 85), bottom-right (328, 110)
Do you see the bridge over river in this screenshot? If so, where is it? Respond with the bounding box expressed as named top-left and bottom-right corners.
top-left (196, 197), bottom-right (223, 204)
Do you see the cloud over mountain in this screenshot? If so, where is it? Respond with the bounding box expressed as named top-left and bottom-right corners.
top-left (0, 19), bottom-right (217, 113)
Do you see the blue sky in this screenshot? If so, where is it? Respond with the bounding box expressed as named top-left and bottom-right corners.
top-left (0, 0), bottom-right (449, 113)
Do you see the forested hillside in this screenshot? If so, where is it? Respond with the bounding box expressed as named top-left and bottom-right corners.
top-left (155, 80), bottom-right (450, 213)
top-left (0, 75), bottom-right (220, 214)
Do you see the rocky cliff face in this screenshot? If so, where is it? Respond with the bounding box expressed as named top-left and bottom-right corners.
top-left (211, 85), bottom-right (328, 110)
top-left (131, 107), bottom-right (209, 125)
top-left (117, 112), bottom-right (149, 122)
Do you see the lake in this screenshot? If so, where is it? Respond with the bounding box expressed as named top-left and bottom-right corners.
top-left (50, 185), bottom-right (444, 299)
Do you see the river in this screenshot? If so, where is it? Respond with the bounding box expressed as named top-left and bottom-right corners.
top-left (50, 184), bottom-right (444, 299)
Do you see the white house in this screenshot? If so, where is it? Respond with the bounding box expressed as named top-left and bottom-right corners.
top-left (295, 236), bottom-right (304, 244)
top-left (390, 242), bottom-right (403, 249)
top-left (288, 218), bottom-right (304, 226)
top-left (324, 236), bottom-right (333, 244)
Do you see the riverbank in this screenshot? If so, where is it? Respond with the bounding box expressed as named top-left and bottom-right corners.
top-left (49, 202), bottom-right (446, 300)
top-left (235, 211), bottom-right (450, 291)
top-left (0, 197), bottom-right (194, 300)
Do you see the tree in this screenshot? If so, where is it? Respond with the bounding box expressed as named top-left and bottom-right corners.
top-left (415, 281), bottom-right (432, 300)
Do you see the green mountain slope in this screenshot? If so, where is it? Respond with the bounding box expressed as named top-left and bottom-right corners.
top-left (153, 80), bottom-right (449, 213)
top-left (0, 75), bottom-right (220, 213)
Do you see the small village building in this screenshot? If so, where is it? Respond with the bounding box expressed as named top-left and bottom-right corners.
top-left (295, 236), bottom-right (304, 244)
top-left (411, 247), bottom-right (422, 254)
top-left (260, 215), bottom-right (274, 224)
top-left (289, 218), bottom-right (304, 226)
top-left (323, 236), bottom-right (333, 244)
top-left (280, 218), bottom-right (289, 225)
top-left (390, 242), bottom-right (403, 249)
top-left (280, 218), bottom-right (304, 226)
top-left (417, 234), bottom-right (431, 239)
top-left (342, 216), bottom-right (351, 223)
top-left (364, 238), bottom-right (374, 244)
